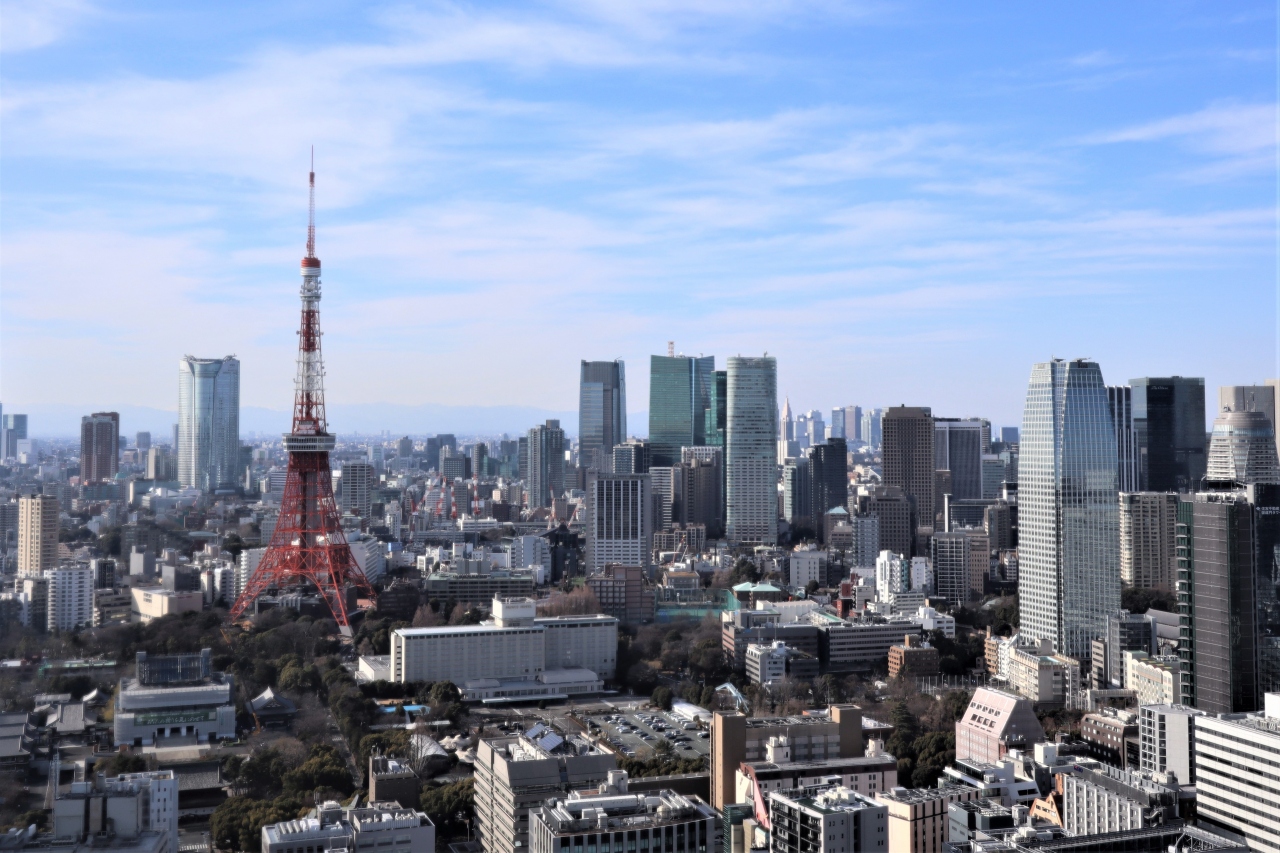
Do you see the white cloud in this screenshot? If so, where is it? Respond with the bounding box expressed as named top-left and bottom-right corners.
top-left (0, 0), bottom-right (92, 53)
top-left (1084, 101), bottom-right (1276, 177)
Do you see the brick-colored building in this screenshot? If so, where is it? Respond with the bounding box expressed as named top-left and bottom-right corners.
top-left (888, 634), bottom-right (940, 679)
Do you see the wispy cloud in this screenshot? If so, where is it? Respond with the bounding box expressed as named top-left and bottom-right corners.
top-left (1084, 101), bottom-right (1276, 177)
top-left (0, 0), bottom-right (93, 53)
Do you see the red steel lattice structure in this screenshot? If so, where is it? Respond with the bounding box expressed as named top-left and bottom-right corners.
top-left (230, 162), bottom-right (375, 633)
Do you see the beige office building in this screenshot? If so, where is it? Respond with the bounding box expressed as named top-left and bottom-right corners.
top-left (710, 704), bottom-right (864, 810)
top-left (1119, 492), bottom-right (1179, 592)
top-left (877, 784), bottom-right (979, 853)
top-left (17, 494), bottom-right (59, 578)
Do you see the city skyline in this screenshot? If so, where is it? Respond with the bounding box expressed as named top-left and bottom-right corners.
top-left (1, 2), bottom-right (1274, 430)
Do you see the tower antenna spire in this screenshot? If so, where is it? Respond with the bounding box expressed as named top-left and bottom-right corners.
top-left (306, 146), bottom-right (316, 259)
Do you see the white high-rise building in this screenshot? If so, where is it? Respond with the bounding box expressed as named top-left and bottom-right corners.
top-left (1194, 700), bottom-right (1280, 853)
top-left (726, 356), bottom-right (778, 546)
top-left (45, 564), bottom-right (93, 632)
top-left (1019, 358), bottom-right (1120, 659)
top-left (177, 355), bottom-right (240, 491)
top-left (584, 471), bottom-right (652, 572)
top-left (1206, 408), bottom-right (1280, 485)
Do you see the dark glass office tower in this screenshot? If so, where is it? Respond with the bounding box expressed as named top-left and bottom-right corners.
top-left (1107, 385), bottom-right (1141, 493)
top-left (649, 353), bottom-right (715, 467)
top-left (934, 418), bottom-right (984, 500)
top-left (704, 370), bottom-right (727, 448)
top-left (1178, 487), bottom-right (1265, 714)
top-left (579, 360), bottom-right (627, 472)
top-left (1132, 377), bottom-right (1206, 492)
top-left (809, 438), bottom-right (848, 542)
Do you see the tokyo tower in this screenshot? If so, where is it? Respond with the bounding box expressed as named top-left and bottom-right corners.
top-left (230, 160), bottom-right (375, 634)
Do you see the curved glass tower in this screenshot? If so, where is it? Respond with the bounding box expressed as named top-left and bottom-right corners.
top-left (1019, 358), bottom-right (1120, 658)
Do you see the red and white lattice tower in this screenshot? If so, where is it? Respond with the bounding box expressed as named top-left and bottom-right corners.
top-left (230, 160), bottom-right (375, 634)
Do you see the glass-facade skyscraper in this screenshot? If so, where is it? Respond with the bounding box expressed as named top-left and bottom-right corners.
top-left (1019, 358), bottom-right (1120, 659)
top-left (579, 360), bottom-right (627, 472)
top-left (726, 356), bottom-right (777, 545)
top-left (178, 355), bottom-right (240, 491)
top-left (1131, 376), bottom-right (1206, 492)
top-left (648, 353), bottom-right (715, 467)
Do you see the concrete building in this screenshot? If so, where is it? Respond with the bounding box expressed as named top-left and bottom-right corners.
top-left (1193, 698), bottom-right (1280, 853)
top-left (1104, 609), bottom-right (1156, 688)
top-left (584, 471), bottom-right (652, 573)
top-left (17, 494), bottom-right (59, 578)
top-left (340, 460), bottom-right (375, 516)
top-left (734, 737), bottom-right (897, 806)
top-left (710, 704), bottom-right (864, 810)
top-left (769, 784), bottom-right (887, 853)
top-left (954, 688), bottom-right (1044, 765)
top-left (1124, 652), bottom-right (1179, 707)
top-left (52, 771), bottom-right (178, 853)
top-left (726, 356), bottom-right (778, 546)
top-left (46, 564), bottom-right (93, 632)
top-left (813, 612), bottom-right (926, 671)
top-left (930, 530), bottom-right (988, 605)
top-left (474, 727), bottom-right (617, 853)
top-left (888, 635), bottom-right (939, 679)
top-left (746, 641), bottom-right (789, 685)
top-left (1137, 703), bottom-right (1201, 782)
top-left (854, 487), bottom-right (914, 561)
top-left (876, 784), bottom-right (978, 853)
top-left (177, 355), bottom-right (240, 491)
top-left (882, 406), bottom-right (935, 541)
top-left (81, 412), bottom-right (121, 483)
top-left (130, 587), bottom-right (203, 623)
top-left (1006, 639), bottom-right (1081, 708)
top-left (941, 759), bottom-right (1041, 808)
top-left (527, 420), bottom-right (566, 508)
top-left (368, 757), bottom-right (421, 808)
top-left (114, 650), bottom-right (236, 747)
top-left (1080, 709), bottom-right (1138, 768)
top-left (391, 597), bottom-right (618, 685)
top-left (586, 564), bottom-right (654, 624)
top-left (790, 549), bottom-right (828, 588)
top-left (530, 774), bottom-right (717, 853)
top-left (261, 800), bottom-right (434, 853)
top-left (1060, 764), bottom-right (1178, 837)
top-left (1019, 358), bottom-right (1120, 659)
top-left (1119, 492), bottom-right (1179, 593)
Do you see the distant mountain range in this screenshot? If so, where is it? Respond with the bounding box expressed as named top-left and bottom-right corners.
top-left (15, 402), bottom-right (651, 440)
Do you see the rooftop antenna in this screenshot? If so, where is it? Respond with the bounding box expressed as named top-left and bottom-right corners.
top-left (306, 146), bottom-right (316, 259)
top-left (667, 341), bottom-right (675, 358)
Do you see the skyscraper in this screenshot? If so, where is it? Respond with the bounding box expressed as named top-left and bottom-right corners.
top-left (1107, 385), bottom-right (1140, 493)
top-left (1219, 381), bottom-right (1280, 464)
top-left (680, 446), bottom-right (724, 539)
top-left (829, 407), bottom-right (846, 439)
top-left (648, 352), bottom-right (715, 467)
top-left (177, 355), bottom-right (241, 491)
top-left (726, 356), bottom-right (777, 546)
top-left (341, 461), bottom-right (375, 517)
top-left (579, 360), bottom-right (627, 472)
top-left (1119, 492), bottom-right (1179, 593)
top-left (1178, 488), bottom-right (1261, 713)
top-left (80, 412), bottom-right (120, 483)
top-left (1206, 409), bottom-right (1280, 485)
top-left (846, 406), bottom-right (863, 444)
top-left (809, 438), bottom-right (848, 542)
top-left (934, 418), bottom-right (984, 500)
top-left (882, 406), bottom-right (935, 539)
top-left (2, 413), bottom-right (28, 459)
top-left (584, 470), bottom-right (652, 572)
top-left (1131, 376), bottom-right (1207, 492)
top-left (1019, 358), bottom-right (1120, 658)
top-left (17, 494), bottom-right (59, 579)
top-left (527, 420), bottom-right (565, 508)
top-left (706, 370), bottom-right (727, 448)
top-left (861, 408), bottom-right (883, 449)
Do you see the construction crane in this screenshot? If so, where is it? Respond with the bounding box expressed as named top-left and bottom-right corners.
top-left (715, 682), bottom-right (751, 715)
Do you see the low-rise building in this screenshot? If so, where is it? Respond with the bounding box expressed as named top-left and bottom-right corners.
top-left (940, 759), bottom-right (1041, 808)
top-left (51, 771), bottom-right (178, 853)
top-left (1006, 639), bottom-right (1081, 708)
top-left (1137, 703), bottom-right (1201, 782)
top-left (734, 736), bottom-right (897, 807)
top-left (1193, 696), bottom-right (1280, 853)
top-left (529, 773), bottom-right (716, 853)
top-left (888, 635), bottom-right (940, 679)
top-left (1080, 709), bottom-right (1138, 768)
top-left (130, 586), bottom-right (202, 623)
top-left (261, 799), bottom-right (434, 853)
top-left (876, 784), bottom-right (978, 853)
top-left (1123, 651), bottom-right (1180, 707)
top-left (1059, 764), bottom-right (1179, 837)
top-left (114, 650), bottom-right (235, 747)
top-left (769, 784), bottom-right (887, 853)
top-left (954, 688), bottom-right (1044, 765)
top-left (586, 564), bottom-right (655, 624)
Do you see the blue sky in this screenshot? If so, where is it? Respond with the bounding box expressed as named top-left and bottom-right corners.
top-left (1, 0), bottom-right (1275, 436)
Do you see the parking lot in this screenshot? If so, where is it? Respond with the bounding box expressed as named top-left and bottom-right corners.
top-left (581, 709), bottom-right (711, 761)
